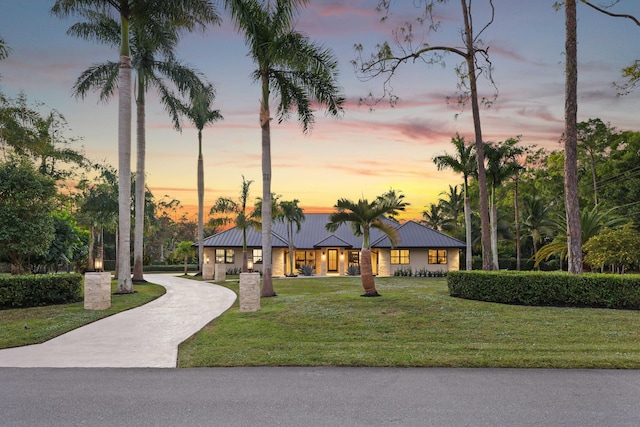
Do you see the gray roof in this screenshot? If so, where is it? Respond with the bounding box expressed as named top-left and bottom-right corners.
top-left (200, 213), bottom-right (465, 249)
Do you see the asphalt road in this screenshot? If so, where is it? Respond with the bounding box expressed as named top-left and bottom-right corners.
top-left (2, 367), bottom-right (639, 426)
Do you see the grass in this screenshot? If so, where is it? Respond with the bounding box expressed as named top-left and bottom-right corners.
top-left (178, 276), bottom-right (640, 368)
top-left (0, 280), bottom-right (165, 349)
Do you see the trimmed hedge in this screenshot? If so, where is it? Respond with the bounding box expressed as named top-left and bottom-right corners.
top-left (447, 271), bottom-right (640, 309)
top-left (0, 273), bottom-right (82, 308)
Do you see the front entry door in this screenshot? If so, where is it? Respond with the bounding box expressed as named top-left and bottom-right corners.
top-left (327, 249), bottom-right (338, 272)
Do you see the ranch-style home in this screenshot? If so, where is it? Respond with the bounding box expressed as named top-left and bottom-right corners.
top-left (200, 213), bottom-right (465, 277)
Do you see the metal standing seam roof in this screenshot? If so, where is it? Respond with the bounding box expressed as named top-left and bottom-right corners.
top-left (200, 213), bottom-right (465, 249)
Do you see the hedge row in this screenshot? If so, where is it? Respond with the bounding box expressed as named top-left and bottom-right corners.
top-left (0, 274), bottom-right (83, 308)
top-left (447, 271), bottom-right (640, 309)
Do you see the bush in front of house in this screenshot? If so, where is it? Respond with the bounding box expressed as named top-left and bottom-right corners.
top-left (0, 273), bottom-right (82, 308)
top-left (298, 264), bottom-right (313, 276)
top-left (447, 270), bottom-right (640, 309)
top-left (347, 265), bottom-right (360, 276)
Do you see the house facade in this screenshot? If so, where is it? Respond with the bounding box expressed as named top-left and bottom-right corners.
top-left (199, 213), bottom-right (465, 277)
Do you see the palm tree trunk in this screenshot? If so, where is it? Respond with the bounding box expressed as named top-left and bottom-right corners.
top-left (260, 76), bottom-right (276, 296)
top-left (360, 248), bottom-right (379, 296)
top-left (564, 0), bottom-right (582, 274)
top-left (288, 222), bottom-right (295, 276)
top-left (461, 0), bottom-right (492, 271)
top-left (117, 51), bottom-right (133, 294)
top-left (197, 130), bottom-right (204, 275)
top-left (490, 187), bottom-right (499, 270)
top-left (514, 179), bottom-right (521, 271)
top-left (88, 224), bottom-right (95, 271)
top-left (463, 194), bottom-right (472, 270)
top-left (133, 78), bottom-right (145, 282)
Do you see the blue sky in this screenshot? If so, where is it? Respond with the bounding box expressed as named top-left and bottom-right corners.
top-left (2, 0), bottom-right (640, 220)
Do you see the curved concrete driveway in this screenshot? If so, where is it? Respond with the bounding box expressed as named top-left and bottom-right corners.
top-left (0, 274), bottom-right (236, 368)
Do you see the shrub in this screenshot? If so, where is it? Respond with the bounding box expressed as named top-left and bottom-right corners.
top-left (226, 267), bottom-right (242, 275)
top-left (0, 273), bottom-right (82, 308)
top-left (298, 264), bottom-right (313, 276)
top-left (447, 271), bottom-right (640, 309)
top-left (394, 267), bottom-right (412, 276)
top-left (347, 265), bottom-right (360, 276)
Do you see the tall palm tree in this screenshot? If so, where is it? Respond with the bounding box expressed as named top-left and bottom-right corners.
top-left (326, 196), bottom-right (407, 297)
top-left (209, 176), bottom-right (259, 272)
top-left (433, 133), bottom-right (475, 270)
top-left (277, 199), bottom-right (305, 276)
top-left (438, 184), bottom-right (464, 237)
top-left (484, 140), bottom-right (522, 270)
top-left (180, 84), bottom-right (222, 275)
top-left (224, 0), bottom-right (344, 297)
top-left (52, 0), bottom-right (219, 293)
top-left (65, 7), bottom-right (217, 283)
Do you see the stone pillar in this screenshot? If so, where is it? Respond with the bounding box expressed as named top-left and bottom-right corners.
top-left (203, 262), bottom-right (214, 280)
top-left (239, 272), bottom-right (260, 312)
top-left (84, 272), bottom-right (111, 310)
top-left (215, 264), bottom-right (226, 282)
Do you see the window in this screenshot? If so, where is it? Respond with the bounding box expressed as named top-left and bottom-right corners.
top-left (428, 249), bottom-right (447, 265)
top-left (215, 248), bottom-right (235, 264)
top-left (390, 249), bottom-right (410, 265)
top-left (252, 248), bottom-right (263, 264)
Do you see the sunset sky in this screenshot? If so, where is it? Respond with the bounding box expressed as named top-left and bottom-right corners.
top-left (2, 0), bottom-right (640, 221)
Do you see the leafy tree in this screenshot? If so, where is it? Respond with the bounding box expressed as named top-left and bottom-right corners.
top-left (583, 223), bottom-right (640, 273)
top-left (0, 35), bottom-right (9, 61)
top-left (209, 176), bottom-right (259, 272)
top-left (357, 1), bottom-right (495, 270)
top-left (577, 118), bottom-right (614, 206)
top-left (33, 210), bottom-right (89, 273)
top-left (180, 84), bottom-right (222, 275)
top-left (173, 241), bottom-right (195, 275)
top-left (0, 156), bottom-right (57, 274)
top-left (276, 199), bottom-right (305, 276)
top-left (52, 0), bottom-right (219, 293)
top-left (433, 134), bottom-right (475, 270)
top-left (224, 0), bottom-right (345, 296)
top-left (326, 195), bottom-right (407, 297)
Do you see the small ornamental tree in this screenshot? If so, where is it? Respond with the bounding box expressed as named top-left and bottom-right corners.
top-left (583, 223), bottom-right (640, 274)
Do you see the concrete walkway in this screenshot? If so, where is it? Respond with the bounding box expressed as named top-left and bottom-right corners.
top-left (0, 274), bottom-right (237, 368)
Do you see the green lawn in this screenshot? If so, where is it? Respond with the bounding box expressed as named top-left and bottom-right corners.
top-left (178, 276), bottom-right (640, 368)
top-left (0, 280), bottom-right (165, 349)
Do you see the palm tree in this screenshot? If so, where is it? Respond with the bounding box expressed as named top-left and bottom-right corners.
top-left (326, 195), bottom-right (407, 297)
top-left (438, 184), bottom-right (464, 238)
top-left (180, 84), bottom-right (222, 276)
top-left (484, 140), bottom-right (522, 270)
top-left (52, 0), bottom-right (219, 293)
top-left (65, 7), bottom-right (218, 284)
top-left (277, 199), bottom-right (305, 276)
top-left (209, 176), bottom-right (259, 272)
top-left (224, 0), bottom-right (344, 297)
top-left (174, 240), bottom-right (195, 276)
top-left (521, 195), bottom-right (553, 258)
top-left (433, 134), bottom-right (475, 270)
top-left (376, 188), bottom-right (409, 221)
top-left (421, 202), bottom-right (448, 232)
top-left (535, 205), bottom-right (626, 269)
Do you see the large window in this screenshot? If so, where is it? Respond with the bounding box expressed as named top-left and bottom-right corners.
top-left (428, 249), bottom-right (447, 265)
top-left (215, 249), bottom-right (235, 264)
top-left (252, 248), bottom-right (263, 264)
top-left (390, 249), bottom-right (410, 265)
